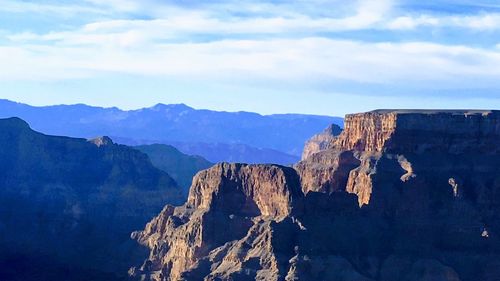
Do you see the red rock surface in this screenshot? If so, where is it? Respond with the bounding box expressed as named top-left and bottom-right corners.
top-left (301, 124), bottom-right (342, 160)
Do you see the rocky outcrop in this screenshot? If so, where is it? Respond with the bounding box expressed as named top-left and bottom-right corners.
top-left (301, 124), bottom-right (342, 160)
top-left (0, 118), bottom-right (183, 280)
top-left (89, 135), bottom-right (114, 147)
top-left (131, 163), bottom-right (303, 280)
top-left (298, 110), bottom-right (500, 204)
top-left (134, 110), bottom-right (500, 281)
top-left (295, 150), bottom-right (360, 194)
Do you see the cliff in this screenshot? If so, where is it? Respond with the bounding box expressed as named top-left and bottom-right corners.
top-left (301, 123), bottom-right (342, 160)
top-left (0, 118), bottom-right (183, 280)
top-left (133, 110), bottom-right (500, 281)
top-left (335, 110), bottom-right (499, 152)
top-left (131, 163), bottom-right (303, 280)
top-left (297, 110), bottom-right (500, 202)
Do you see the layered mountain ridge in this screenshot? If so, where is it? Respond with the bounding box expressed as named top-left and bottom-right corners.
top-left (129, 140), bottom-right (299, 165)
top-left (0, 118), bottom-right (184, 280)
top-left (132, 110), bottom-right (500, 281)
top-left (134, 144), bottom-right (213, 191)
top-left (0, 99), bottom-right (342, 164)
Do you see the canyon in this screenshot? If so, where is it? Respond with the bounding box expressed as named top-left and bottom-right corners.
top-left (0, 118), bottom-right (185, 280)
top-left (132, 110), bottom-right (500, 281)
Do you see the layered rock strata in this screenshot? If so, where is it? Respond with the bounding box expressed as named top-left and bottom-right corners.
top-left (133, 110), bottom-right (500, 281)
top-left (132, 163), bottom-right (303, 280)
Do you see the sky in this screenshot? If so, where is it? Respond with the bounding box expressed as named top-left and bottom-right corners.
top-left (1, 0), bottom-right (500, 116)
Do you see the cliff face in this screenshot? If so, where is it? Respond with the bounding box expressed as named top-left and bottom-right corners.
top-left (301, 124), bottom-right (342, 160)
top-left (132, 163), bottom-right (303, 281)
top-left (0, 118), bottom-right (183, 280)
top-left (133, 110), bottom-right (500, 281)
top-left (298, 110), bottom-right (500, 204)
top-left (336, 110), bottom-right (499, 153)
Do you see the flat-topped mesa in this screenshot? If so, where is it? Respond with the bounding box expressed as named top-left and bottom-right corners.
top-left (298, 109), bottom-right (500, 205)
top-left (334, 110), bottom-right (500, 153)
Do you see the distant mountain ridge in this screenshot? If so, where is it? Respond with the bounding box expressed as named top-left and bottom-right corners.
top-left (0, 99), bottom-right (342, 163)
top-left (135, 144), bottom-right (213, 191)
top-left (116, 137), bottom-right (300, 165)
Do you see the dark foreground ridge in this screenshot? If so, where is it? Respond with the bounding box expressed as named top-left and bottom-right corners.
top-left (132, 110), bottom-right (500, 281)
top-left (0, 118), bottom-right (183, 280)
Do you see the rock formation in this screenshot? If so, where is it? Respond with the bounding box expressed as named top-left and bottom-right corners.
top-left (301, 123), bottom-right (342, 160)
top-left (0, 118), bottom-right (183, 281)
top-left (298, 110), bottom-right (500, 205)
top-left (131, 163), bottom-right (303, 281)
top-left (133, 110), bottom-right (500, 281)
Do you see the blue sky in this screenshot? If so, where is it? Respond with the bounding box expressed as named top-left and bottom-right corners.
top-left (0, 0), bottom-right (499, 116)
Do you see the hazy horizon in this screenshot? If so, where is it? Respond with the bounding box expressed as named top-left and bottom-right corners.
top-left (1, 98), bottom-right (344, 117)
top-left (3, 98), bottom-right (499, 118)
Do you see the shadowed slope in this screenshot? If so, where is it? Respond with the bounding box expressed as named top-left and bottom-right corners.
top-left (134, 144), bottom-right (213, 192)
top-left (0, 118), bottom-right (183, 281)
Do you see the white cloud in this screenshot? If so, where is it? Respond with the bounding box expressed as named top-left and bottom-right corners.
top-left (4, 0), bottom-right (500, 34)
top-left (0, 0), bottom-right (395, 31)
top-left (386, 15), bottom-right (440, 29)
top-left (344, 0), bottom-right (393, 28)
top-left (3, 0), bottom-right (394, 47)
top-left (2, 35), bottom-right (500, 92)
top-left (2, 0), bottom-right (500, 94)
top-left (387, 13), bottom-right (500, 30)
top-left (459, 14), bottom-right (500, 29)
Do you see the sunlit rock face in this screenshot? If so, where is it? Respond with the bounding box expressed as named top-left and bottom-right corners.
top-left (134, 110), bottom-right (500, 281)
top-left (132, 163), bottom-right (303, 281)
top-left (298, 110), bottom-right (500, 206)
top-left (301, 124), bottom-right (342, 160)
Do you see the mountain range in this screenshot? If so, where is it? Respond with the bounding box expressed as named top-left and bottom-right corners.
top-left (0, 118), bottom-right (184, 281)
top-left (134, 144), bottom-right (213, 191)
top-left (0, 99), bottom-right (342, 165)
